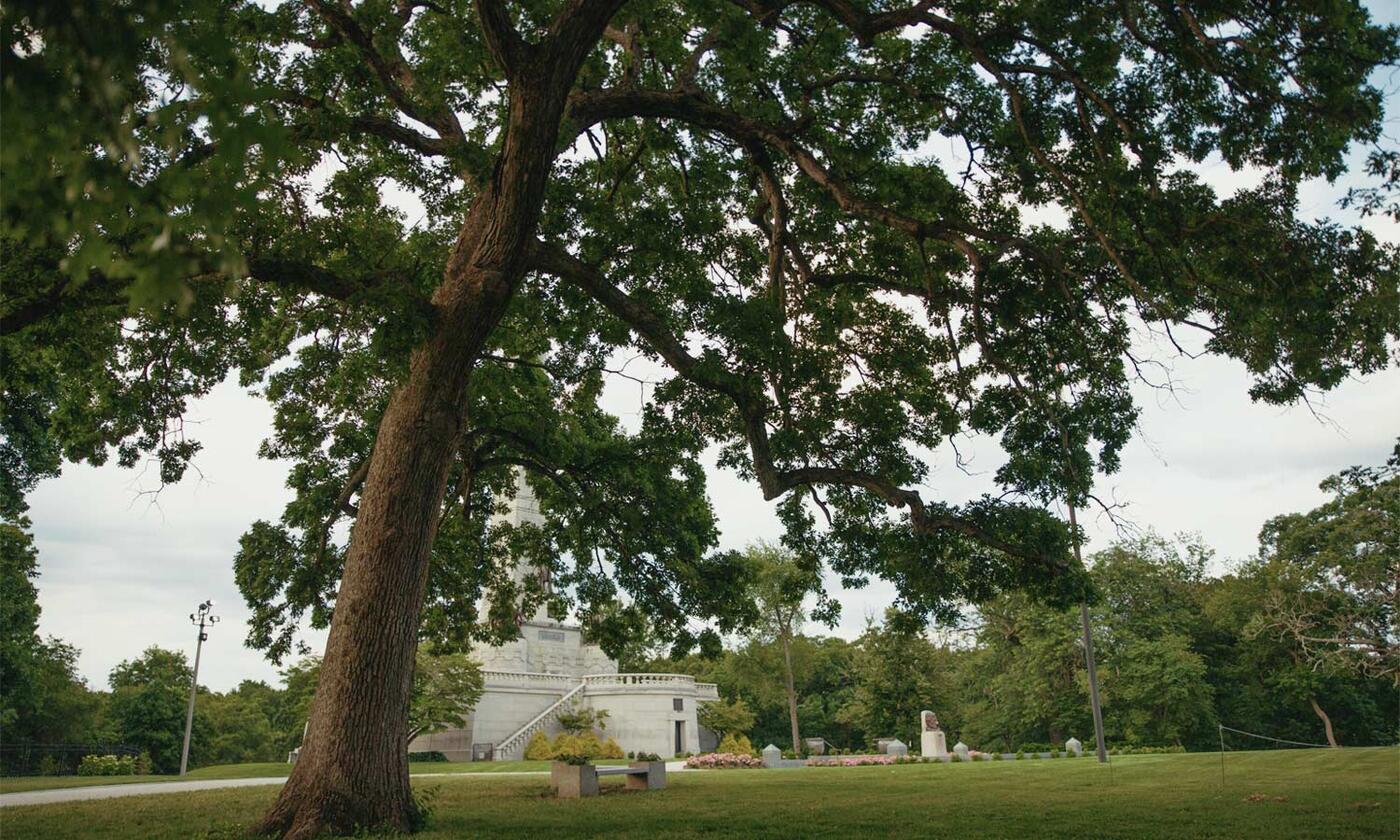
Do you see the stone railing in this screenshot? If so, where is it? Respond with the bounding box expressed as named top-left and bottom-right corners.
top-left (480, 670), bottom-right (582, 689)
top-left (696, 682), bottom-right (720, 700)
top-left (582, 673), bottom-right (700, 690)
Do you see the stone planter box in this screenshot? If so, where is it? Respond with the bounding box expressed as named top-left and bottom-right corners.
top-left (623, 760), bottom-right (666, 790)
top-left (551, 762), bottom-right (599, 799)
top-left (550, 760), bottom-right (667, 798)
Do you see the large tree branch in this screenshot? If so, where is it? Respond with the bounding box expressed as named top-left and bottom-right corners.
top-left (0, 256), bottom-right (420, 336)
top-left (304, 0), bottom-right (468, 159)
top-left (565, 87), bottom-right (982, 264)
top-left (475, 0), bottom-right (525, 75)
top-left (529, 239), bottom-right (1062, 570)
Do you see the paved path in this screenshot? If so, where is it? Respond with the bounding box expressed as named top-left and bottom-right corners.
top-left (0, 762), bottom-right (693, 808)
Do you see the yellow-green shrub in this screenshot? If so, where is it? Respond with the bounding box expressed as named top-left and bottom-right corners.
top-left (551, 731), bottom-right (605, 759)
top-left (524, 731), bottom-right (552, 760)
top-left (718, 733), bottom-right (755, 756)
top-left (600, 737), bottom-right (625, 759)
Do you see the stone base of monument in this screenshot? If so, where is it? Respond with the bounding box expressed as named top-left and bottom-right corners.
top-left (921, 730), bottom-right (948, 759)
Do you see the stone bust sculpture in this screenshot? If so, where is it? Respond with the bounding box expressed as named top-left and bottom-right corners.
top-left (922, 711), bottom-right (941, 732)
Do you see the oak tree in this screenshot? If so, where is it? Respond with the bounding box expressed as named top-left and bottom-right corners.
top-left (4, 1), bottom-right (1398, 835)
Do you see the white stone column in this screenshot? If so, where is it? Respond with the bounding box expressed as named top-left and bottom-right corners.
top-left (921, 730), bottom-right (948, 759)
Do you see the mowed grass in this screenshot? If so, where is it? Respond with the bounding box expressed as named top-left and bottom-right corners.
top-left (3, 748), bottom-right (1395, 839)
top-left (0, 759), bottom-right (627, 794)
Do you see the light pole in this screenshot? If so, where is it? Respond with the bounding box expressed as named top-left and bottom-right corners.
top-left (179, 600), bottom-right (219, 776)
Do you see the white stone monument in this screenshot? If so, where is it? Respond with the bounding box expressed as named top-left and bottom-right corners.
top-left (886, 739), bottom-right (908, 757)
top-left (1065, 737), bottom-right (1082, 757)
top-left (919, 710), bottom-right (948, 760)
top-left (953, 740), bottom-right (970, 761)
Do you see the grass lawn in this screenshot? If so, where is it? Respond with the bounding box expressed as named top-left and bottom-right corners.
top-left (0, 759), bottom-right (628, 794)
top-left (3, 748), bottom-right (1395, 839)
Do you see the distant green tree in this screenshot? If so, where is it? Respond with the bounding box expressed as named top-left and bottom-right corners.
top-left (697, 697), bottom-right (756, 743)
top-left (0, 514), bottom-right (43, 732)
top-left (746, 542), bottom-right (821, 753)
top-left (0, 514), bottom-right (102, 749)
top-left (1249, 445), bottom-right (1399, 686)
top-left (839, 611), bottom-right (953, 747)
top-left (203, 689), bottom-right (280, 766)
top-left (275, 657), bottom-right (321, 753)
top-left (406, 650), bottom-right (484, 742)
top-left (957, 593), bottom-right (1086, 751)
top-left (554, 706), bottom-right (610, 737)
top-left (107, 647), bottom-right (205, 773)
top-left (959, 536), bottom-right (1217, 750)
top-left (1199, 554), bottom-right (1396, 751)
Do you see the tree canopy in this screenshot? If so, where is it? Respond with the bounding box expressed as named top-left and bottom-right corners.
top-left (7, 0), bottom-right (1396, 661)
top-left (1247, 442), bottom-right (1399, 684)
top-left (4, 2), bottom-right (1398, 833)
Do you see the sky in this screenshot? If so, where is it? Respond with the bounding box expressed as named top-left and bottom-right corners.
top-left (23, 10), bottom-right (1400, 693)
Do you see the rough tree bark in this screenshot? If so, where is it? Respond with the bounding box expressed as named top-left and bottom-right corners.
top-left (1309, 696), bottom-right (1339, 748)
top-left (254, 6), bottom-right (622, 835)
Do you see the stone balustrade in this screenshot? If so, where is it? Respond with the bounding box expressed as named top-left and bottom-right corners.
top-left (583, 672), bottom-right (699, 688)
top-left (482, 670), bottom-right (717, 696)
top-left (480, 670), bottom-right (581, 688)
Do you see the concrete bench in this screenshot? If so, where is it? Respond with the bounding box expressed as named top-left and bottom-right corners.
top-left (551, 761), bottom-right (666, 798)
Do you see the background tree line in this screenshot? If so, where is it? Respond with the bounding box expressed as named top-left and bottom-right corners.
top-left (5, 447), bottom-right (1393, 766)
top-left (656, 535), bottom-right (1395, 754)
top-left (650, 449), bottom-right (1398, 754)
top-left (1, 514), bottom-right (482, 776)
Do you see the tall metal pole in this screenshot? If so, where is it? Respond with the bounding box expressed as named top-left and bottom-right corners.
top-left (1069, 505), bottom-right (1108, 763)
top-left (180, 600), bottom-right (218, 777)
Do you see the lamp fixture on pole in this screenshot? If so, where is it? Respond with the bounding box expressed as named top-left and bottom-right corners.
top-left (179, 599), bottom-right (219, 776)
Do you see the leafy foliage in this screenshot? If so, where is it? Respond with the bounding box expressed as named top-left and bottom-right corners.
top-left (106, 647), bottom-right (204, 774)
top-left (697, 697), bottom-right (756, 741)
top-left (555, 705), bottom-right (610, 736)
top-left (5, 0), bottom-right (1397, 674)
top-left (1246, 442), bottom-right (1399, 682)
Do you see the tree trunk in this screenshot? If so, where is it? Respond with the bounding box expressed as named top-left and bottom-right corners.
top-left (254, 47), bottom-right (602, 837)
top-left (1309, 695), bottom-right (1339, 748)
top-left (781, 632), bottom-right (801, 754)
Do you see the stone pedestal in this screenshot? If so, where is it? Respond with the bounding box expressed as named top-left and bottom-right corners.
top-left (762, 744), bottom-right (782, 768)
top-left (921, 730), bottom-right (948, 759)
top-left (953, 741), bottom-right (970, 761)
top-left (1065, 737), bottom-right (1083, 757)
top-left (886, 739), bottom-right (908, 757)
top-left (551, 762), bottom-right (598, 799)
top-left (625, 761), bottom-right (666, 790)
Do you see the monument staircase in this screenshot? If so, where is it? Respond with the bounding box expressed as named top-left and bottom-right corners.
top-left (494, 682), bottom-right (587, 760)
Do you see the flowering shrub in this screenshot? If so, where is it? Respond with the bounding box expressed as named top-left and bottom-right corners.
top-left (808, 755), bottom-right (897, 767)
top-left (684, 752), bottom-right (764, 769)
top-left (77, 755), bottom-right (135, 776)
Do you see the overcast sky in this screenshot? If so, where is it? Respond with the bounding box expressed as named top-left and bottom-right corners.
top-left (25, 10), bottom-right (1400, 693)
